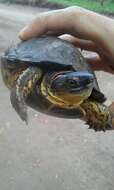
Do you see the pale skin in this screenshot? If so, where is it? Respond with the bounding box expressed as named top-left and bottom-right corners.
top-left (19, 6), bottom-right (114, 127)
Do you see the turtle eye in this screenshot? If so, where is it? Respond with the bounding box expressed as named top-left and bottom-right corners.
top-left (67, 79), bottom-right (77, 88)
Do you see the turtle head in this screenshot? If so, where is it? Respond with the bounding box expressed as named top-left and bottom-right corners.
top-left (42, 71), bottom-right (95, 107)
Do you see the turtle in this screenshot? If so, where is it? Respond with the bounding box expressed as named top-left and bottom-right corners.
top-left (1, 36), bottom-right (113, 131)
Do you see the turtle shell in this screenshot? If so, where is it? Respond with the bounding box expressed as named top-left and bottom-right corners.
top-left (3, 37), bottom-right (93, 71)
top-left (2, 37), bottom-right (106, 119)
top-left (4, 36), bottom-right (106, 102)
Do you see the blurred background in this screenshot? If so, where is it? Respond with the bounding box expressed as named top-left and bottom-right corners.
top-left (0, 1), bottom-right (114, 190)
top-left (1, 0), bottom-right (114, 12)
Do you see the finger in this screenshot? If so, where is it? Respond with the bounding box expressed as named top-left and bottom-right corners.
top-left (19, 9), bottom-right (74, 41)
top-left (59, 34), bottom-right (97, 52)
top-left (85, 55), bottom-right (114, 74)
top-left (45, 30), bottom-right (66, 37)
top-left (58, 34), bottom-right (114, 72)
top-left (59, 34), bottom-right (114, 70)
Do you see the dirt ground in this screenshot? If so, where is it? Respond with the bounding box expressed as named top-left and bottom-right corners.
top-left (0, 3), bottom-right (114, 190)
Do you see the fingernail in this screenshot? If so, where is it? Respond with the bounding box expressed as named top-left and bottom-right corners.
top-left (19, 26), bottom-right (29, 40)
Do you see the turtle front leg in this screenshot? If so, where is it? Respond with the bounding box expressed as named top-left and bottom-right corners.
top-left (10, 67), bottom-right (42, 123)
top-left (82, 100), bottom-right (113, 131)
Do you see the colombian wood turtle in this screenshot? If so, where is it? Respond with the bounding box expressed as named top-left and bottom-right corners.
top-left (1, 37), bottom-right (113, 131)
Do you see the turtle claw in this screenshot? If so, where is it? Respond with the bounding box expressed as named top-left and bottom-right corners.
top-left (17, 105), bottom-right (28, 124)
top-left (17, 103), bottom-right (28, 124)
top-left (87, 121), bottom-right (112, 132)
top-left (10, 86), bottom-right (28, 124)
top-left (85, 121), bottom-right (89, 125)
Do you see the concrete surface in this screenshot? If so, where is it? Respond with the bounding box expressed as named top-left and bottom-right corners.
top-left (0, 3), bottom-right (114, 190)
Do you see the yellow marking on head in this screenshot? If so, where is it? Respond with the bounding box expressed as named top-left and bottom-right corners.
top-left (41, 80), bottom-right (90, 109)
top-left (28, 80), bottom-right (32, 89)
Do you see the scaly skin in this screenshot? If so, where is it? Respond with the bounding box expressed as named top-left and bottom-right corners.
top-left (1, 65), bottom-right (27, 89)
top-left (10, 67), bottom-right (42, 123)
top-left (82, 100), bottom-right (113, 131)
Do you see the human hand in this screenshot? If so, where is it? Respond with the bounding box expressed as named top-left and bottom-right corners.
top-left (19, 6), bottom-right (114, 73)
top-left (19, 6), bottom-right (114, 128)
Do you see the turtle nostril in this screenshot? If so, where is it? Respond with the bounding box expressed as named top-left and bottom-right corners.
top-left (90, 79), bottom-right (94, 82)
top-left (86, 78), bottom-right (93, 84)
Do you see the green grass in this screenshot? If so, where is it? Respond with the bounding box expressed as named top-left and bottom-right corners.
top-left (48, 0), bottom-right (114, 13)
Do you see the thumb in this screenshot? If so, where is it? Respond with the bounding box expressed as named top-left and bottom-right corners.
top-left (85, 55), bottom-right (114, 74)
